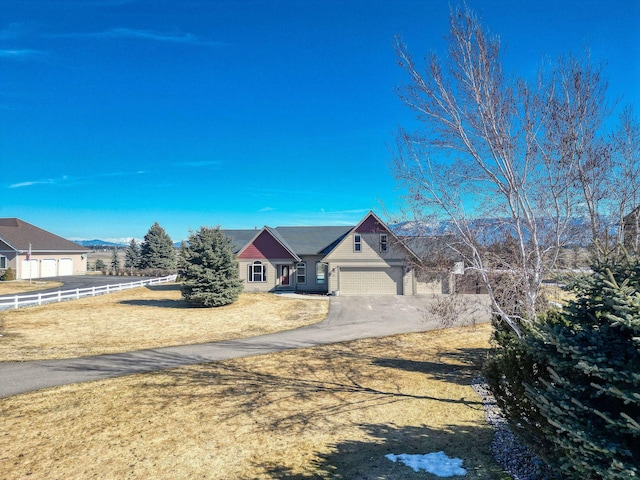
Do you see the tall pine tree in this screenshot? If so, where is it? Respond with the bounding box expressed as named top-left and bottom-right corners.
top-left (140, 222), bottom-right (176, 271)
top-left (179, 226), bottom-right (243, 307)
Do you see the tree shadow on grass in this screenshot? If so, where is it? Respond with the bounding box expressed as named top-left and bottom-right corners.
top-left (118, 283), bottom-right (189, 308)
top-left (256, 423), bottom-right (508, 479)
top-left (143, 283), bottom-right (182, 292)
top-left (373, 347), bottom-right (490, 386)
top-left (119, 298), bottom-right (189, 308)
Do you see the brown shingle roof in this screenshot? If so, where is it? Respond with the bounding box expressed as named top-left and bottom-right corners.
top-left (0, 218), bottom-right (88, 253)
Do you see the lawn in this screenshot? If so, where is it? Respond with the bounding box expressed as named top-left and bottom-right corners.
top-left (0, 322), bottom-right (507, 479)
top-left (0, 284), bottom-right (328, 361)
top-left (0, 280), bottom-right (63, 295)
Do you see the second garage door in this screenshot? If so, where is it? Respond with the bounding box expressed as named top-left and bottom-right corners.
top-left (41, 259), bottom-right (57, 278)
top-left (339, 267), bottom-right (403, 295)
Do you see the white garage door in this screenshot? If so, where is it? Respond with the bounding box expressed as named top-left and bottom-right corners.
top-left (21, 259), bottom-right (40, 280)
top-left (59, 258), bottom-right (74, 276)
top-left (340, 267), bottom-right (403, 295)
top-left (41, 259), bottom-right (57, 278)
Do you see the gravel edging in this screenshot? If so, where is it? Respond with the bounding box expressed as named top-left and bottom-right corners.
top-left (471, 378), bottom-right (551, 480)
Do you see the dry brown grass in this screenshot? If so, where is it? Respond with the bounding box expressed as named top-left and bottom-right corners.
top-left (0, 284), bottom-right (328, 361)
top-left (0, 323), bottom-right (508, 479)
top-left (0, 280), bottom-right (63, 295)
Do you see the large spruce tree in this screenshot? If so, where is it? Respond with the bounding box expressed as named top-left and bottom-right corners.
top-left (523, 258), bottom-right (640, 479)
top-left (179, 226), bottom-right (243, 307)
top-left (139, 222), bottom-right (176, 271)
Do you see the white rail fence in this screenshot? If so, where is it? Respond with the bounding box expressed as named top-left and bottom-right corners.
top-left (0, 274), bottom-right (178, 311)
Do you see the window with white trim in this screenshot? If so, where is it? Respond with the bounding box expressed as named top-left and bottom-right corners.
top-left (296, 262), bottom-right (306, 284)
top-left (380, 233), bottom-right (388, 253)
top-left (354, 234), bottom-right (362, 252)
top-left (316, 262), bottom-right (327, 284)
top-left (0, 256), bottom-right (6, 269)
top-left (248, 261), bottom-right (266, 282)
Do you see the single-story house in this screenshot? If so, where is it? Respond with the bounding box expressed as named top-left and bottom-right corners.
top-left (224, 211), bottom-right (437, 296)
top-left (0, 218), bottom-right (89, 279)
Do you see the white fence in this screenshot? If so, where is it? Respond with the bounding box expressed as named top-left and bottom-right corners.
top-left (0, 274), bottom-right (178, 311)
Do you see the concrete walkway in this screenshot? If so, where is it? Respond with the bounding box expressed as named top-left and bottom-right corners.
top-left (0, 295), bottom-right (488, 398)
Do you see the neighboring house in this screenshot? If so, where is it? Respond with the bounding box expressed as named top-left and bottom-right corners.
top-left (224, 211), bottom-right (430, 296)
top-left (0, 218), bottom-right (89, 280)
top-left (623, 206), bottom-right (640, 252)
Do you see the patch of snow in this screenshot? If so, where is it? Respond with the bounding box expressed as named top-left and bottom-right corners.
top-left (386, 451), bottom-right (467, 477)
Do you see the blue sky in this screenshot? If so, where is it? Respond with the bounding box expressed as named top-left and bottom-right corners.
top-left (1, 0), bottom-right (638, 242)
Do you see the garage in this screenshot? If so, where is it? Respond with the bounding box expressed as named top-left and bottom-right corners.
top-left (20, 259), bottom-right (40, 280)
top-left (339, 267), bottom-right (403, 295)
top-left (59, 258), bottom-right (74, 276)
top-left (41, 259), bottom-right (57, 278)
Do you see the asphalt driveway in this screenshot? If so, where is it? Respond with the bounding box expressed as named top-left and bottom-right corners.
top-left (0, 295), bottom-right (490, 398)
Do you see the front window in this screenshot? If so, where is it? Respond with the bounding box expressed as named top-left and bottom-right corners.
top-left (296, 262), bottom-right (306, 284)
top-left (316, 262), bottom-right (327, 285)
top-left (354, 234), bottom-right (362, 252)
top-left (248, 261), bottom-right (266, 282)
top-left (0, 256), bottom-right (6, 269)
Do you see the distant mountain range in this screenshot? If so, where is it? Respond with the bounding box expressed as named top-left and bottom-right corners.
top-left (74, 239), bottom-right (125, 248)
top-left (73, 239), bottom-right (183, 248)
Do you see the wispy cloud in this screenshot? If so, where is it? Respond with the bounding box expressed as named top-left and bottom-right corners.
top-left (50, 28), bottom-right (226, 48)
top-left (258, 207), bottom-right (275, 213)
top-left (9, 178), bottom-right (58, 188)
top-left (0, 49), bottom-right (46, 60)
top-left (9, 171), bottom-right (144, 189)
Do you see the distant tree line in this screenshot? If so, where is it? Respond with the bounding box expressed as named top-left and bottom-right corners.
top-left (95, 221), bottom-right (177, 276)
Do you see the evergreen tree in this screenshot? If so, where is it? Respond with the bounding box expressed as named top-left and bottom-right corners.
top-left (124, 238), bottom-right (141, 269)
top-left (140, 222), bottom-right (176, 271)
top-left (522, 258), bottom-right (640, 479)
top-left (179, 226), bottom-right (243, 307)
top-left (486, 257), bottom-right (640, 479)
top-left (110, 247), bottom-right (120, 271)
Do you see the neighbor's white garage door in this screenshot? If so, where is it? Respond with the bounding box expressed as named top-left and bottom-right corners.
top-left (41, 259), bottom-right (57, 278)
top-left (20, 259), bottom-right (40, 280)
top-left (339, 267), bottom-right (403, 295)
top-left (59, 258), bottom-right (74, 276)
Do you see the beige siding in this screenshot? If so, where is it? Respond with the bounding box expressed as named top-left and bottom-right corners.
top-left (238, 259), bottom-right (279, 292)
top-left (324, 232), bottom-right (406, 265)
top-left (324, 231), bottom-right (415, 295)
top-left (415, 270), bottom-right (452, 295)
top-left (295, 255), bottom-right (328, 293)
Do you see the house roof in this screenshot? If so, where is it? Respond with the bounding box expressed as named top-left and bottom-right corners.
top-left (0, 218), bottom-right (88, 253)
top-left (224, 226), bottom-right (353, 257)
top-left (222, 212), bottom-right (432, 262)
top-left (272, 226), bottom-right (353, 255)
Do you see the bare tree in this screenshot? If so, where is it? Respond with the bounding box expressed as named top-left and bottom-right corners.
top-left (393, 5), bottom-right (638, 335)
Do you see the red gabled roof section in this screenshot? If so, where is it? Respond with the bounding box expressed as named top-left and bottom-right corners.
top-left (237, 229), bottom-right (298, 260)
top-left (355, 211), bottom-right (391, 234)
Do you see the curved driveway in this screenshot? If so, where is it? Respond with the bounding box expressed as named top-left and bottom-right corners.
top-left (0, 294), bottom-right (488, 398)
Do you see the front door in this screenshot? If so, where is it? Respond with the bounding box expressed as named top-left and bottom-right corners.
top-left (280, 265), bottom-right (291, 287)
